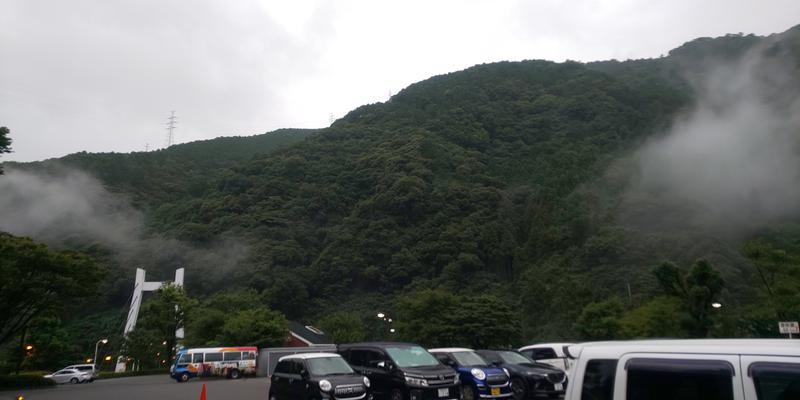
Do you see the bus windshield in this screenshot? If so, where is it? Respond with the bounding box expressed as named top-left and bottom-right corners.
top-left (386, 346), bottom-right (440, 368)
top-left (307, 357), bottom-right (354, 375)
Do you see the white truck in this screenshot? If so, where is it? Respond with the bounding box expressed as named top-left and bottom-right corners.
top-left (561, 339), bottom-right (800, 400)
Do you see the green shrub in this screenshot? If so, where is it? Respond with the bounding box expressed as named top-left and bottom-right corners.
top-left (97, 369), bottom-right (167, 379)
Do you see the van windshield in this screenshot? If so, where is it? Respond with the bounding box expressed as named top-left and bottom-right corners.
top-left (386, 346), bottom-right (440, 368)
top-left (307, 357), bottom-right (354, 375)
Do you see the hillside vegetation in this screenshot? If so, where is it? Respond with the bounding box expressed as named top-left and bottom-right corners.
top-left (3, 26), bottom-right (800, 369)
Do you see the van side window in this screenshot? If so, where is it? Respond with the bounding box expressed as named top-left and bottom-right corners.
top-left (205, 352), bottom-right (223, 362)
top-left (625, 358), bottom-right (734, 400)
top-left (177, 353), bottom-right (191, 364)
top-left (243, 351), bottom-right (256, 360)
top-left (582, 359), bottom-right (617, 400)
top-left (749, 362), bottom-right (800, 400)
top-left (224, 352), bottom-right (241, 361)
top-left (192, 353), bottom-right (204, 363)
top-left (349, 349), bottom-right (384, 367)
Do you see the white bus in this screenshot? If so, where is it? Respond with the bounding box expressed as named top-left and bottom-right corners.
top-left (170, 346), bottom-right (258, 382)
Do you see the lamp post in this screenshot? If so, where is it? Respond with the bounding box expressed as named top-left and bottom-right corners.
top-left (94, 339), bottom-right (108, 368)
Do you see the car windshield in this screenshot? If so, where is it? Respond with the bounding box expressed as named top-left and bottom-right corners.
top-left (386, 346), bottom-right (440, 367)
top-left (451, 351), bottom-right (489, 367)
top-left (499, 351), bottom-right (533, 365)
top-left (306, 357), bottom-right (354, 375)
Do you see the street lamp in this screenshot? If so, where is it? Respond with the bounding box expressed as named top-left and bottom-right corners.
top-left (25, 345), bottom-right (33, 351)
top-left (711, 302), bottom-right (722, 309)
top-left (94, 339), bottom-right (108, 367)
top-left (377, 312), bottom-right (385, 319)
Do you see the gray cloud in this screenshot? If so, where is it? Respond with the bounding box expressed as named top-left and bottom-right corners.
top-left (2, 0), bottom-right (798, 162)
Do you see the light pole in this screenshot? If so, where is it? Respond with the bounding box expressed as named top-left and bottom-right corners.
top-left (94, 339), bottom-right (108, 368)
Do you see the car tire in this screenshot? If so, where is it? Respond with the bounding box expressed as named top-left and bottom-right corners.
top-left (179, 372), bottom-right (190, 382)
top-left (390, 389), bottom-right (404, 400)
top-left (460, 384), bottom-right (477, 400)
top-left (511, 377), bottom-right (526, 400)
top-left (268, 391), bottom-right (277, 400)
top-left (229, 369), bottom-right (240, 379)
top-left (70, 378), bottom-right (79, 384)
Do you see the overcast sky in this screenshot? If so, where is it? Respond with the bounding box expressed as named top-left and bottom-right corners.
top-left (1, 0), bottom-right (798, 162)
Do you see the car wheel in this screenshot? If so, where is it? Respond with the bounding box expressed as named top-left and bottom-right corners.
top-left (70, 378), bottom-right (79, 384)
top-left (511, 377), bottom-right (526, 400)
top-left (460, 384), bottom-right (477, 400)
top-left (179, 372), bottom-right (190, 382)
top-left (229, 369), bottom-right (240, 379)
top-left (268, 391), bottom-right (277, 400)
top-left (390, 389), bottom-right (404, 400)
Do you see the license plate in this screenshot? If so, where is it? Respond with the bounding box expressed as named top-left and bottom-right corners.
top-left (555, 383), bottom-right (564, 391)
top-left (438, 388), bottom-right (449, 397)
top-left (491, 387), bottom-right (501, 395)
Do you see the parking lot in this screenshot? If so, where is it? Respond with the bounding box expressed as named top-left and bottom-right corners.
top-left (0, 375), bottom-right (268, 400)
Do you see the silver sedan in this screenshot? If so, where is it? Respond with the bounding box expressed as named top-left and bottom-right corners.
top-left (44, 368), bottom-right (91, 384)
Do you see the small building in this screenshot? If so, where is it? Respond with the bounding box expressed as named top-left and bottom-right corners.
top-left (285, 321), bottom-right (333, 347)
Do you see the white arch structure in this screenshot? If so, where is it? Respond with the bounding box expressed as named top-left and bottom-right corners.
top-left (115, 267), bottom-right (185, 372)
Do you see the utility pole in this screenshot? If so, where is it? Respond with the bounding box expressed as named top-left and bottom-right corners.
top-left (165, 111), bottom-right (177, 148)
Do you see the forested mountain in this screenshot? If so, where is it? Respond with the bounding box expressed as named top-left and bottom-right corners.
top-left (3, 25), bottom-right (800, 363)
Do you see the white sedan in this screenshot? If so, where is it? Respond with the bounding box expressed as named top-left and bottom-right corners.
top-left (44, 368), bottom-right (92, 384)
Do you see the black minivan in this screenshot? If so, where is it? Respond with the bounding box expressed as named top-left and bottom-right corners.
top-left (338, 342), bottom-right (459, 400)
top-left (268, 353), bottom-right (371, 400)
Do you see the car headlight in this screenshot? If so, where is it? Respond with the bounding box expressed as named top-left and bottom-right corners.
top-left (363, 376), bottom-right (371, 387)
top-left (404, 374), bottom-right (429, 387)
top-left (454, 374), bottom-right (460, 384)
top-left (319, 379), bottom-right (332, 392)
top-left (503, 368), bottom-right (510, 377)
top-left (471, 368), bottom-right (486, 380)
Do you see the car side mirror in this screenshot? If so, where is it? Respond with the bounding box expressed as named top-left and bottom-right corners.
top-left (377, 361), bottom-right (394, 371)
top-left (300, 369), bottom-right (309, 379)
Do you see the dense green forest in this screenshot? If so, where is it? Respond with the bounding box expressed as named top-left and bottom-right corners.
top-left (2, 25), bottom-right (800, 371)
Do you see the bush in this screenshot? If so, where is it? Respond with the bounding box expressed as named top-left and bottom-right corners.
top-left (0, 374), bottom-right (56, 390)
top-left (97, 369), bottom-right (167, 379)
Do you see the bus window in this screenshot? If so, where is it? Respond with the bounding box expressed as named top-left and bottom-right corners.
top-left (177, 353), bottom-right (190, 365)
top-left (242, 351), bottom-right (256, 360)
top-left (224, 352), bottom-right (242, 361)
top-left (205, 353), bottom-right (223, 362)
top-left (192, 353), bottom-right (203, 363)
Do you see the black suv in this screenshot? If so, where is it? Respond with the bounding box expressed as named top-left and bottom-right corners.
top-left (269, 353), bottom-right (371, 400)
top-left (475, 350), bottom-right (566, 399)
top-left (338, 342), bottom-right (459, 400)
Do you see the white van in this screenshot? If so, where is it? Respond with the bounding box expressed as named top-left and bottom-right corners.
top-left (519, 342), bottom-right (575, 375)
top-left (562, 339), bottom-right (800, 400)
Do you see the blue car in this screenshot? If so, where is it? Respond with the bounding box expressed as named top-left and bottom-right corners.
top-left (430, 348), bottom-right (513, 400)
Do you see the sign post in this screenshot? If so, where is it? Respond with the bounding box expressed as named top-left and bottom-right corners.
top-left (778, 321), bottom-right (799, 339)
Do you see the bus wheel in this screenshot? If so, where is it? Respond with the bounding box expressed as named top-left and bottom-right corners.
top-left (179, 372), bottom-right (190, 382)
top-left (229, 369), bottom-right (241, 379)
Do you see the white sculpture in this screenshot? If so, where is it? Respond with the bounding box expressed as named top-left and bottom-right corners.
top-left (115, 267), bottom-right (185, 372)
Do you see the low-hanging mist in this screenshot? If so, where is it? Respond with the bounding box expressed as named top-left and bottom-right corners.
top-left (623, 38), bottom-right (800, 233)
top-left (0, 167), bottom-right (249, 292)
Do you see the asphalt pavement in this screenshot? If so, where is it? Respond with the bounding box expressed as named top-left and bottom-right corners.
top-left (0, 375), bottom-right (269, 400)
